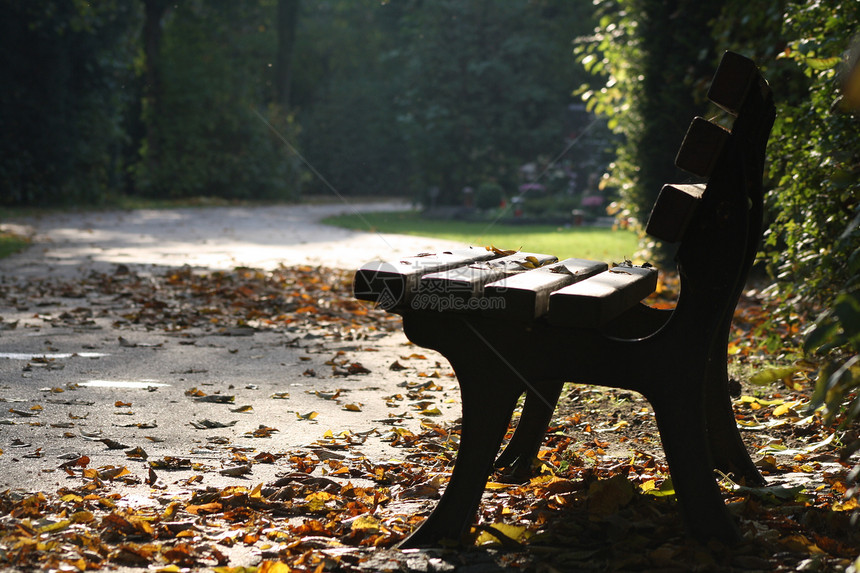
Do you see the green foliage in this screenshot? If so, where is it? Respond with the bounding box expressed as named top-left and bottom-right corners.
top-left (135, 2), bottom-right (300, 200)
top-left (574, 0), bottom-right (722, 264)
top-left (295, 0), bottom-right (412, 197)
top-left (519, 196), bottom-right (580, 218)
top-left (755, 0), bottom-right (860, 465)
top-left (0, 232), bottom-right (30, 259)
top-left (759, 0), bottom-right (860, 318)
top-left (1, 0), bottom-right (601, 207)
top-left (0, 1), bottom-right (140, 206)
top-left (806, 289), bottom-right (860, 458)
top-left (805, 220), bottom-right (860, 449)
top-left (475, 182), bottom-right (505, 210)
top-left (395, 0), bottom-right (596, 204)
top-left (708, 0), bottom-right (860, 442)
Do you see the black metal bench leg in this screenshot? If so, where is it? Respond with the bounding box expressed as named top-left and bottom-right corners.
top-left (703, 140), bottom-right (766, 486)
top-left (494, 383), bottom-right (564, 480)
top-left (399, 367), bottom-right (522, 548)
top-left (648, 381), bottom-right (741, 544)
top-left (705, 345), bottom-right (766, 486)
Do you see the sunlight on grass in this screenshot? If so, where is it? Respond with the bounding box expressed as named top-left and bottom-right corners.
top-left (323, 210), bottom-right (641, 263)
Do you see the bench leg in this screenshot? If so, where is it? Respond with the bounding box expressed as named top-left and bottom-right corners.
top-left (705, 353), bottom-right (766, 486)
top-left (399, 369), bottom-right (522, 548)
top-left (649, 383), bottom-right (741, 544)
top-left (494, 383), bottom-right (564, 481)
top-left (495, 304), bottom-right (669, 481)
top-left (702, 140), bottom-right (766, 487)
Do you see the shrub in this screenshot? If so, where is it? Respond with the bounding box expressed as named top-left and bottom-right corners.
top-left (476, 182), bottom-right (505, 210)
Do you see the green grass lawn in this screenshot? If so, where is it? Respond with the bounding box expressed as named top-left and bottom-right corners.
top-left (323, 210), bottom-right (641, 262)
top-left (0, 232), bottom-right (30, 259)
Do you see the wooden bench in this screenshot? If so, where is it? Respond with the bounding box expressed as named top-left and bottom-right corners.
top-left (353, 52), bottom-right (775, 546)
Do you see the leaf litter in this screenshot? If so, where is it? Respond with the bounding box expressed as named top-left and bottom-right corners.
top-left (0, 265), bottom-right (857, 571)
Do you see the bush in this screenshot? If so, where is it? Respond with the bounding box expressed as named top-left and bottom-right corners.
top-left (520, 196), bottom-right (580, 218)
top-left (476, 182), bottom-right (505, 210)
top-left (806, 211), bottom-right (860, 452)
top-left (759, 0), bottom-right (860, 320)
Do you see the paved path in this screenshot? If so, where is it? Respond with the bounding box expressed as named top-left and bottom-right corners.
top-left (1, 201), bottom-right (470, 278)
top-left (0, 201), bottom-right (466, 508)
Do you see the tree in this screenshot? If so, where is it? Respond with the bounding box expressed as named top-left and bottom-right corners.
top-left (293, 0), bottom-right (415, 197)
top-left (139, 0), bottom-right (171, 173)
top-left (0, 1), bottom-right (140, 206)
top-left (133, 1), bottom-right (301, 200)
top-left (274, 0), bottom-right (300, 109)
top-left (395, 0), bottom-right (596, 205)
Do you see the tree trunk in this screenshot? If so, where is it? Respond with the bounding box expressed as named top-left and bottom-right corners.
top-left (141, 0), bottom-right (170, 163)
top-left (274, 0), bottom-right (300, 109)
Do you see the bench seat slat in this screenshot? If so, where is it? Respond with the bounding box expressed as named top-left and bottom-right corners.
top-left (353, 247), bottom-right (497, 309)
top-left (419, 252), bottom-right (558, 300)
top-left (482, 258), bottom-right (608, 321)
top-left (548, 265), bottom-right (658, 327)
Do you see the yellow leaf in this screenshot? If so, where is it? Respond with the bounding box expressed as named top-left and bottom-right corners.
top-left (529, 474), bottom-right (556, 486)
top-left (343, 403), bottom-right (362, 412)
top-left (38, 519), bottom-right (71, 533)
top-left (474, 523), bottom-right (532, 546)
top-left (419, 407), bottom-right (442, 416)
top-left (161, 501), bottom-right (181, 519)
top-left (258, 561), bottom-right (292, 573)
top-left (485, 482), bottom-right (514, 490)
top-left (834, 498), bottom-right (859, 512)
top-left (70, 510), bottom-right (94, 524)
top-left (296, 411), bottom-right (318, 420)
top-left (772, 404), bottom-right (791, 417)
top-left (779, 534), bottom-right (825, 554)
top-left (350, 515), bottom-right (382, 532)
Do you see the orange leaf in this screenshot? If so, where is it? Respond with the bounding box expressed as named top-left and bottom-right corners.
top-left (185, 502), bottom-right (222, 515)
